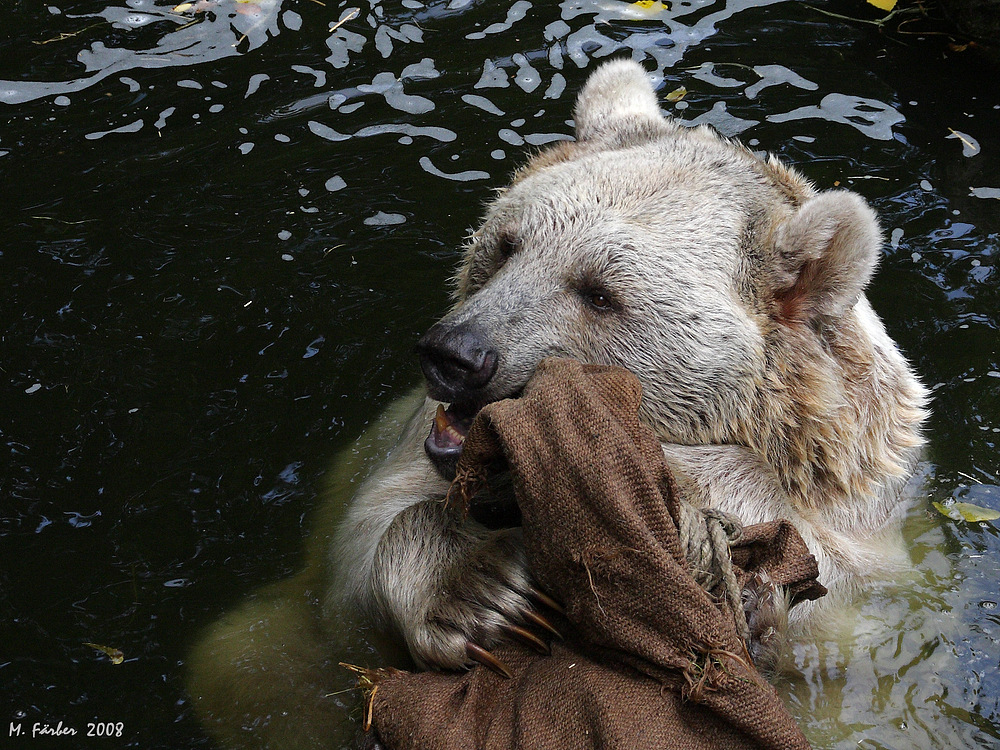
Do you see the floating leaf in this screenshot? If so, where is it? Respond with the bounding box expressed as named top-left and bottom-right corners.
top-left (84, 642), bottom-right (125, 665)
top-left (867, 0), bottom-right (897, 10)
top-left (173, 1), bottom-right (215, 13)
top-left (933, 501), bottom-right (1000, 523)
top-left (665, 86), bottom-right (687, 102)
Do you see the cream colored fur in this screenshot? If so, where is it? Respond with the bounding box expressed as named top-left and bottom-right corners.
top-left (187, 59), bottom-right (928, 748)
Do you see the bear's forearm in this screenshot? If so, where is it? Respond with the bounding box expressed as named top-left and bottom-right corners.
top-left (326, 394), bottom-right (450, 624)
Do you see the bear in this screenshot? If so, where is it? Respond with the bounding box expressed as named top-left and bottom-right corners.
top-left (187, 59), bottom-right (928, 748)
top-left (330, 58), bottom-right (928, 673)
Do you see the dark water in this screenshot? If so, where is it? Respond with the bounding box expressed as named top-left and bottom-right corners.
top-left (3, 1), bottom-right (999, 748)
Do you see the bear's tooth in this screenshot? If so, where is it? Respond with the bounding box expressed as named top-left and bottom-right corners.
top-left (434, 404), bottom-right (449, 434)
top-left (443, 424), bottom-right (466, 446)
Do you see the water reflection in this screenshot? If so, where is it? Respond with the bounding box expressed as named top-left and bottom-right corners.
top-left (778, 479), bottom-right (1000, 748)
top-left (1, 0), bottom-right (287, 105)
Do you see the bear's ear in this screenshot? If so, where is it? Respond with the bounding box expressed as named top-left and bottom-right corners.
top-left (573, 59), bottom-right (675, 145)
top-left (772, 190), bottom-right (881, 324)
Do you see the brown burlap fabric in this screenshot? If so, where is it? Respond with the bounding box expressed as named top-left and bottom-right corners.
top-left (362, 358), bottom-right (824, 750)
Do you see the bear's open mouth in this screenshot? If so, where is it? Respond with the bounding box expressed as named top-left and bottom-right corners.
top-left (424, 402), bottom-right (479, 478)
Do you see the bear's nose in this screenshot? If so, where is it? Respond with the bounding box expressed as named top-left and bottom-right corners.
top-left (416, 323), bottom-right (499, 403)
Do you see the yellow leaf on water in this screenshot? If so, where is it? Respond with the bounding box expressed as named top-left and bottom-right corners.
top-left (867, 0), bottom-right (897, 11)
top-left (665, 86), bottom-right (687, 102)
top-left (84, 642), bottom-right (125, 665)
top-left (932, 501), bottom-right (1000, 523)
top-left (172, 2), bottom-right (193, 10)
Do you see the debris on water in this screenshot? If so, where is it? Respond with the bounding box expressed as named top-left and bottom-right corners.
top-left (34, 22), bottom-right (104, 45)
top-left (329, 8), bottom-right (359, 33)
top-left (84, 642), bottom-right (125, 665)
top-left (932, 501), bottom-right (1000, 523)
top-left (947, 129), bottom-right (980, 157)
top-left (665, 86), bottom-right (687, 102)
top-left (630, 0), bottom-right (668, 12)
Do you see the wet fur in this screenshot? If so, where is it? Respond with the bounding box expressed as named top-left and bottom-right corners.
top-left (334, 60), bottom-right (926, 670)
top-left (188, 60), bottom-right (927, 747)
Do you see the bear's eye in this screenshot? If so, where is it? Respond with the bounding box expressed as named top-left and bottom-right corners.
top-left (581, 288), bottom-right (617, 312)
top-left (494, 233), bottom-right (518, 269)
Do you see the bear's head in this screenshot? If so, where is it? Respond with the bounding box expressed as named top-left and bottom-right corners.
top-left (419, 59), bottom-right (926, 509)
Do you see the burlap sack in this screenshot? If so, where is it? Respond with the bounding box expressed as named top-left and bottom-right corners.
top-left (359, 358), bottom-right (824, 750)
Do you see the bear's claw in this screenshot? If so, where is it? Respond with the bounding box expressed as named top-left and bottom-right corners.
top-left (502, 623), bottom-right (551, 655)
top-left (528, 586), bottom-right (566, 616)
top-left (466, 642), bottom-right (512, 678)
top-left (520, 608), bottom-right (562, 639)
top-left (741, 572), bottom-right (790, 676)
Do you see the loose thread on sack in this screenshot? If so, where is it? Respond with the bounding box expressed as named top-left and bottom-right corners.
top-left (338, 663), bottom-right (399, 732)
top-left (443, 464), bottom-right (488, 517)
top-left (681, 644), bottom-right (755, 703)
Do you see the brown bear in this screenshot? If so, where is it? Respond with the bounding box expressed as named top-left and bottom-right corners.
top-left (188, 59), bottom-right (927, 748)
top-left (330, 58), bottom-right (928, 673)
